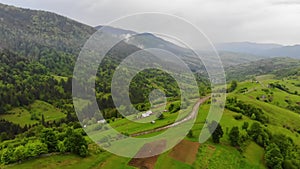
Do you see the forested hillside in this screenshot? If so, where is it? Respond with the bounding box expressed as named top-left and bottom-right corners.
top-left (0, 3), bottom-right (95, 56)
top-left (226, 57), bottom-right (300, 81)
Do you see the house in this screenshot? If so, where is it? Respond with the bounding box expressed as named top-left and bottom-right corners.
top-left (97, 120), bottom-right (106, 124)
top-left (141, 110), bottom-right (153, 118)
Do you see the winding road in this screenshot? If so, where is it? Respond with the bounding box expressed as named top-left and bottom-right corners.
top-left (131, 96), bottom-right (210, 137)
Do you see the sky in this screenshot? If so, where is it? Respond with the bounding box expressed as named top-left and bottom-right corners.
top-left (1, 0), bottom-right (300, 45)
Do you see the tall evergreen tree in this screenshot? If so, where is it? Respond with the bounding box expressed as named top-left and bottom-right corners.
top-left (208, 121), bottom-right (223, 143)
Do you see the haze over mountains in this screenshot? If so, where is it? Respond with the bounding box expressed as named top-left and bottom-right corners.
top-left (216, 42), bottom-right (300, 59)
top-left (1, 2), bottom-right (299, 72)
top-left (94, 26), bottom-right (299, 68)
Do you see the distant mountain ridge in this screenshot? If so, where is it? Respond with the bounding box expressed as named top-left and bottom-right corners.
top-left (217, 42), bottom-right (300, 59)
top-left (95, 26), bottom-right (273, 67)
top-left (225, 57), bottom-right (300, 81)
top-left (1, 1), bottom-right (298, 77)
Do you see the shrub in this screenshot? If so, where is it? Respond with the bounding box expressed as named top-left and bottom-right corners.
top-left (233, 114), bottom-right (243, 120)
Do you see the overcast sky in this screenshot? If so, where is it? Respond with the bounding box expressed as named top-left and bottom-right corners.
top-left (1, 0), bottom-right (300, 45)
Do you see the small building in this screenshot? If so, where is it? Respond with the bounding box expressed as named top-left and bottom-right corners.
top-left (97, 120), bottom-right (106, 124)
top-left (151, 120), bottom-right (156, 124)
top-left (142, 110), bottom-right (153, 118)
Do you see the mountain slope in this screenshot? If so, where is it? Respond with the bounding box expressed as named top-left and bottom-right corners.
top-left (226, 57), bottom-right (300, 81)
top-left (262, 45), bottom-right (300, 58)
top-left (217, 42), bottom-right (300, 59)
top-left (0, 3), bottom-right (95, 58)
top-left (216, 42), bottom-right (282, 55)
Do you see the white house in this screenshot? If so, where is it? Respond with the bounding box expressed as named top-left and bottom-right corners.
top-left (97, 120), bottom-right (106, 124)
top-left (141, 110), bottom-right (153, 118)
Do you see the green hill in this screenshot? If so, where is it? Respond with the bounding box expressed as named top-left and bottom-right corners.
top-left (226, 57), bottom-right (300, 81)
top-left (0, 3), bottom-right (95, 57)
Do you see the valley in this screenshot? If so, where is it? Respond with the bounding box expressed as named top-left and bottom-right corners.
top-left (0, 2), bottom-right (300, 169)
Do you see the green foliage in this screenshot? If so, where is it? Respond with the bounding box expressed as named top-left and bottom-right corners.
top-left (0, 50), bottom-right (71, 114)
top-left (208, 121), bottom-right (224, 143)
top-left (13, 145), bottom-right (26, 162)
top-left (24, 141), bottom-right (48, 158)
top-left (265, 143), bottom-right (283, 169)
top-left (187, 130), bottom-right (193, 138)
top-left (226, 57), bottom-right (300, 81)
top-left (168, 102), bottom-right (181, 113)
top-left (0, 119), bottom-right (23, 141)
top-left (57, 141), bottom-right (67, 153)
top-left (40, 128), bottom-right (58, 152)
top-left (229, 126), bottom-right (240, 146)
top-left (247, 122), bottom-right (269, 147)
top-left (226, 97), bottom-right (269, 124)
top-left (270, 134), bottom-right (293, 158)
top-left (0, 3), bottom-right (95, 60)
top-left (1, 146), bottom-right (14, 164)
top-left (233, 114), bottom-right (243, 120)
top-left (242, 122), bottom-right (249, 130)
top-left (227, 80), bottom-right (238, 93)
top-left (63, 128), bottom-right (88, 157)
top-left (0, 125), bottom-right (90, 165)
top-left (283, 160), bottom-right (298, 169)
top-left (156, 113), bottom-right (165, 120)
top-left (79, 145), bottom-right (89, 157)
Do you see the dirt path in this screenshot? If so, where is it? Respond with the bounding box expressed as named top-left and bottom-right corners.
top-left (131, 96), bottom-right (210, 137)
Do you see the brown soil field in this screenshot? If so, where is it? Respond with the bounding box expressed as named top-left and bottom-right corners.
top-left (128, 140), bottom-right (167, 169)
top-left (169, 140), bottom-right (200, 165)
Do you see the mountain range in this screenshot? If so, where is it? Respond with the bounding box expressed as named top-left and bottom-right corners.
top-left (216, 42), bottom-right (300, 59)
top-left (0, 2), bottom-right (299, 73)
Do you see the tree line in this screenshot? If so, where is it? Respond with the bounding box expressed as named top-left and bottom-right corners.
top-left (207, 120), bottom-right (300, 169)
top-left (0, 126), bottom-right (88, 165)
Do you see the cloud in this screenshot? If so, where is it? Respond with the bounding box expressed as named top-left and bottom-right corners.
top-left (0, 0), bottom-right (299, 45)
top-left (271, 0), bottom-right (300, 5)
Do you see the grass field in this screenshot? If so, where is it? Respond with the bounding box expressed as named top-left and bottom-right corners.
top-left (243, 142), bottom-right (265, 168)
top-left (4, 152), bottom-right (111, 169)
top-left (6, 99), bottom-right (268, 169)
top-left (156, 151), bottom-right (192, 169)
top-left (193, 143), bottom-right (264, 169)
top-left (4, 75), bottom-right (300, 169)
top-left (86, 99), bottom-right (197, 144)
top-left (1, 100), bottom-right (65, 126)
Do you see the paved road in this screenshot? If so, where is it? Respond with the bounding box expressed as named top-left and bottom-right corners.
top-left (131, 96), bottom-right (210, 137)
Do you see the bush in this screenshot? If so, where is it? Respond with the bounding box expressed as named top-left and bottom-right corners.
top-left (79, 145), bottom-right (88, 157)
top-left (229, 126), bottom-right (240, 146)
top-left (208, 121), bottom-right (223, 143)
top-left (242, 122), bottom-right (249, 130)
top-left (1, 147), bottom-right (13, 164)
top-left (57, 141), bottom-right (66, 153)
top-left (168, 102), bottom-right (180, 113)
top-left (13, 145), bottom-right (25, 162)
top-left (265, 143), bottom-right (283, 169)
top-left (187, 130), bottom-right (193, 138)
top-left (233, 114), bottom-right (243, 120)
top-left (156, 113), bottom-right (165, 120)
